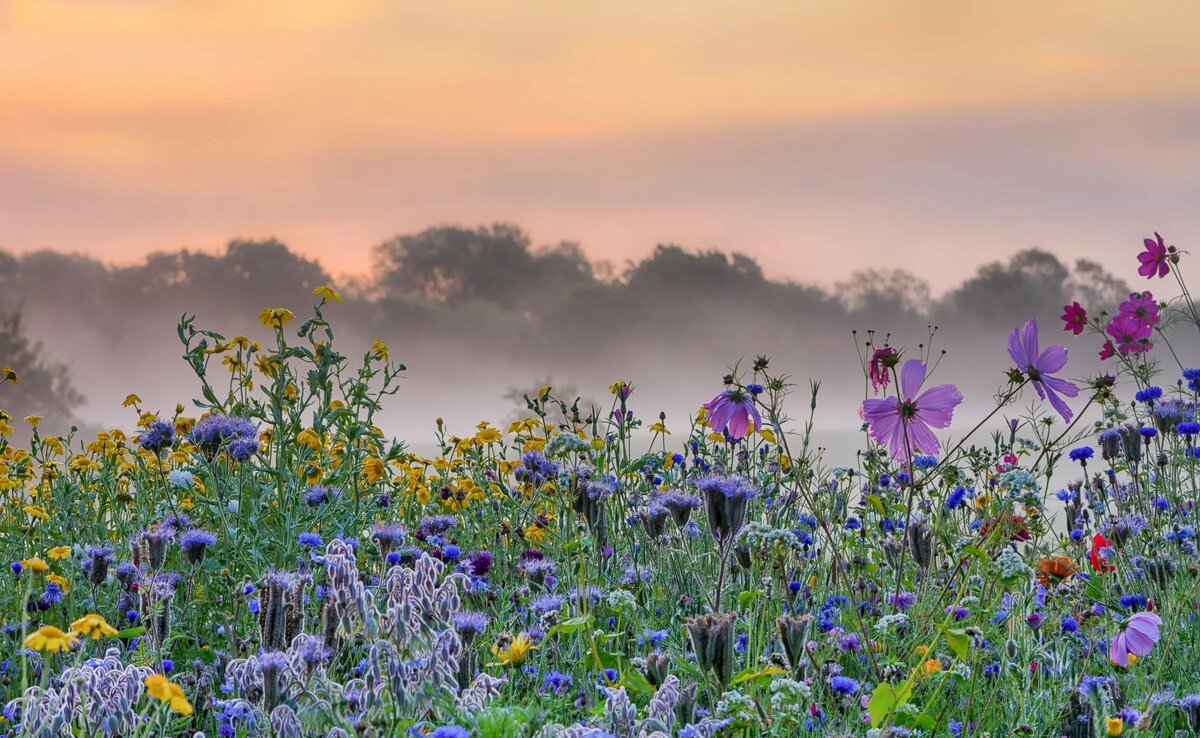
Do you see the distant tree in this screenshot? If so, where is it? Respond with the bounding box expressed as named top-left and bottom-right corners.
top-left (622, 245), bottom-right (765, 297)
top-left (940, 249), bottom-right (1070, 326)
top-left (836, 269), bottom-right (931, 317)
top-left (374, 224), bottom-right (539, 308)
top-left (113, 239), bottom-right (332, 315)
top-left (0, 308), bottom-right (84, 429)
top-left (1067, 259), bottom-right (1130, 310)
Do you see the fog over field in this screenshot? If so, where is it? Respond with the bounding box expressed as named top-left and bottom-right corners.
top-left (4, 228), bottom-right (1195, 475)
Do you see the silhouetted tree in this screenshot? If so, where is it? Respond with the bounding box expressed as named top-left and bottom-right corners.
top-left (940, 249), bottom-right (1071, 326)
top-left (0, 308), bottom-right (84, 430)
top-left (836, 269), bottom-right (931, 317)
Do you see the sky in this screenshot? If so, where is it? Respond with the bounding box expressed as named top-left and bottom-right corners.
top-left (3, 0), bottom-right (1200, 291)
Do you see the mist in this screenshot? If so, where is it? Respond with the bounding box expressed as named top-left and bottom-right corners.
top-left (1, 226), bottom-right (1192, 469)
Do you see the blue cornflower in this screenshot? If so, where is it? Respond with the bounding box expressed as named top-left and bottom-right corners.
top-left (912, 454), bottom-right (938, 469)
top-left (945, 486), bottom-right (968, 510)
top-left (1135, 386), bottom-right (1163, 404)
top-left (830, 676), bottom-right (859, 694)
top-left (298, 532), bottom-right (323, 548)
top-left (1068, 446), bottom-right (1094, 464)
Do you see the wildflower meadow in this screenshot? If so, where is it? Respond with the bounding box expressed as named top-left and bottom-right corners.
top-left (3, 233), bottom-right (1200, 738)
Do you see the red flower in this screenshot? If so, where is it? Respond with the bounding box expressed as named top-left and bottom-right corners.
top-left (1089, 533), bottom-right (1116, 573)
top-left (1098, 341), bottom-right (1116, 361)
top-left (980, 515), bottom-right (1031, 542)
top-left (1060, 302), bottom-right (1087, 336)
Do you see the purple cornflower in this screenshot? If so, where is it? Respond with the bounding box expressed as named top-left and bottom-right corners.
top-left (138, 419), bottom-right (176, 454)
top-left (452, 611), bottom-right (489, 639)
top-left (466, 550), bottom-right (493, 576)
top-left (298, 532), bottom-right (323, 548)
top-left (189, 415), bottom-right (259, 457)
top-left (83, 545), bottom-right (114, 585)
top-left (179, 529), bottom-right (217, 565)
top-left (860, 359), bottom-right (962, 459)
top-left (370, 522), bottom-right (406, 553)
top-left (540, 670), bottom-right (573, 695)
top-left (302, 484), bottom-right (337, 507)
top-left (1008, 319), bottom-right (1079, 423)
top-left (657, 491), bottom-right (702, 528)
top-left (530, 594), bottom-right (565, 617)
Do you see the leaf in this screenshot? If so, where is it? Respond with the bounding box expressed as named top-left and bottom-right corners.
top-left (867, 681), bottom-right (913, 728)
top-left (546, 614), bottom-right (594, 638)
top-left (961, 545), bottom-right (988, 563)
top-left (738, 589), bottom-right (765, 609)
top-left (619, 669), bottom-right (655, 698)
top-left (865, 495), bottom-right (886, 518)
top-left (730, 665), bottom-right (787, 686)
top-left (944, 629), bottom-right (969, 660)
top-left (896, 711), bottom-right (938, 730)
top-left (114, 626), bottom-right (146, 639)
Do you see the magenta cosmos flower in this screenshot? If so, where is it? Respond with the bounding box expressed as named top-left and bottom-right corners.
top-left (1060, 302), bottom-right (1087, 336)
top-left (859, 359), bottom-right (962, 460)
top-left (1137, 233), bottom-right (1170, 279)
top-left (1118, 291), bottom-right (1160, 327)
top-left (1008, 319), bottom-right (1080, 423)
top-left (1109, 610), bottom-right (1162, 667)
top-left (1106, 312), bottom-right (1154, 354)
top-left (703, 388), bottom-right (761, 441)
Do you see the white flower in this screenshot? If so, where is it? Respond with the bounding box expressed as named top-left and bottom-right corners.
top-left (167, 470), bottom-right (194, 489)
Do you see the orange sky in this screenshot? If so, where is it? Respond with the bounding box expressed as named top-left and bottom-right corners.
top-left (3, 0), bottom-right (1200, 288)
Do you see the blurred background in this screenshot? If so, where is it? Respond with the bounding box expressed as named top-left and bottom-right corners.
top-left (2, 1), bottom-right (1199, 462)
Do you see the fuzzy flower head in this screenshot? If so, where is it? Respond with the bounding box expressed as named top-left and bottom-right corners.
top-left (859, 359), bottom-right (962, 460)
top-left (189, 415), bottom-right (259, 458)
top-left (1008, 319), bottom-right (1080, 423)
top-left (179, 529), bottom-right (217, 565)
top-left (703, 387), bottom-right (762, 441)
top-left (138, 419), bottom-right (176, 454)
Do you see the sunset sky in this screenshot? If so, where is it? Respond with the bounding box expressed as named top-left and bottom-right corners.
top-left (3, 0), bottom-right (1200, 290)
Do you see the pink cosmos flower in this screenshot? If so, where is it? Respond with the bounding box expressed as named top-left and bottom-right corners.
top-left (1008, 319), bottom-right (1080, 423)
top-left (703, 388), bottom-right (761, 441)
top-left (1106, 313), bottom-right (1154, 354)
top-left (1060, 302), bottom-right (1087, 336)
top-left (1109, 611), bottom-right (1162, 667)
top-left (1137, 233), bottom-right (1170, 279)
top-left (859, 359), bottom-right (962, 459)
top-left (1118, 291), bottom-right (1160, 327)
top-left (1099, 341), bottom-right (1116, 361)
